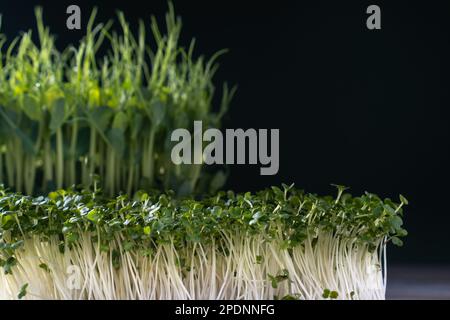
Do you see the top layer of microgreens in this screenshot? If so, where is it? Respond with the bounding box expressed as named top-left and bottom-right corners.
top-left (0, 3), bottom-right (235, 196)
top-left (0, 183), bottom-right (408, 274)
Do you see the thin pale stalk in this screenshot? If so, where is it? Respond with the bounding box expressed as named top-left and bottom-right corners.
top-left (55, 127), bottom-right (64, 189)
top-left (88, 126), bottom-right (97, 186)
top-left (69, 121), bottom-right (79, 186)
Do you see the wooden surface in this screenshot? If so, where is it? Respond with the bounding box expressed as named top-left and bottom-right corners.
top-left (386, 265), bottom-right (450, 300)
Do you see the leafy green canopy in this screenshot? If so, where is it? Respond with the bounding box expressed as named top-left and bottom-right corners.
top-left (0, 184), bottom-right (407, 274)
top-left (0, 4), bottom-right (234, 196)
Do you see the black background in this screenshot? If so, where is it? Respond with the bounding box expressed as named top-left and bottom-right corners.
top-left (0, 300), bottom-right (443, 318)
top-left (1, 0), bottom-right (449, 265)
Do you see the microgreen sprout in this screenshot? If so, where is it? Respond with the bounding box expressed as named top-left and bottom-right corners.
top-left (322, 289), bottom-right (338, 299)
top-left (17, 283), bottom-right (28, 299)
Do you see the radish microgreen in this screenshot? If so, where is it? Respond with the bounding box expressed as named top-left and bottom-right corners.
top-left (0, 183), bottom-right (407, 299)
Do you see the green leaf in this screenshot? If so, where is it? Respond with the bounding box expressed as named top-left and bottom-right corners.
top-left (66, 232), bottom-right (79, 243)
top-left (112, 111), bottom-right (128, 131)
top-left (268, 275), bottom-right (278, 289)
top-left (89, 106), bottom-right (113, 133)
top-left (143, 226), bottom-right (151, 235)
top-left (329, 291), bottom-right (338, 299)
top-left (1, 214), bottom-right (15, 229)
top-left (22, 95), bottom-right (41, 121)
top-left (255, 255), bottom-right (263, 264)
top-left (389, 215), bottom-right (403, 230)
top-left (271, 186), bottom-right (283, 198)
top-left (275, 269), bottom-right (289, 282)
top-left (331, 184), bottom-right (349, 193)
top-left (39, 263), bottom-right (50, 273)
top-left (18, 283), bottom-right (28, 299)
top-left (322, 289), bottom-right (330, 299)
top-left (372, 205), bottom-right (383, 217)
top-left (391, 236), bottom-right (403, 246)
top-left (211, 206), bottom-right (222, 216)
top-left (0, 107), bottom-right (35, 155)
top-left (106, 128), bottom-right (125, 158)
top-left (48, 192), bottom-right (59, 201)
top-left (123, 241), bottom-right (134, 251)
top-left (399, 194), bottom-right (409, 205)
top-left (86, 209), bottom-right (101, 223)
top-left (2, 257), bottom-right (16, 274)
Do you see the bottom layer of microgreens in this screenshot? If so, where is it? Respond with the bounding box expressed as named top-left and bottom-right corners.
top-left (0, 183), bottom-right (407, 300)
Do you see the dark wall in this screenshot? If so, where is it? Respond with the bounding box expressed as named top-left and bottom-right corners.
top-left (1, 0), bottom-right (449, 264)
